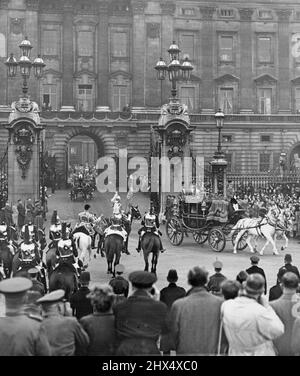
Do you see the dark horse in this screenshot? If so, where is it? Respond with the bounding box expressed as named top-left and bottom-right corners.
top-left (122, 204), bottom-right (141, 253)
top-left (104, 234), bottom-right (123, 276)
top-left (49, 262), bottom-right (78, 301)
top-left (141, 232), bottom-right (161, 274)
top-left (0, 240), bottom-right (13, 278)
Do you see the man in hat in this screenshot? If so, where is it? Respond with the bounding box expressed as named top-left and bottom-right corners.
top-left (49, 210), bottom-right (62, 244)
top-left (17, 199), bottom-right (25, 231)
top-left (221, 274), bottom-right (284, 356)
top-left (109, 264), bottom-right (129, 305)
top-left (70, 271), bottom-right (93, 320)
top-left (246, 255), bottom-right (267, 294)
top-left (207, 260), bottom-right (227, 296)
top-left (4, 201), bottom-right (13, 226)
top-left (25, 198), bottom-right (35, 224)
top-left (160, 269), bottom-right (186, 310)
top-left (169, 266), bottom-right (222, 355)
top-left (56, 222), bottom-right (80, 275)
top-left (28, 267), bottom-right (45, 296)
top-left (37, 289), bottom-right (89, 356)
top-left (0, 277), bottom-right (51, 356)
top-left (114, 270), bottom-right (168, 355)
top-left (277, 254), bottom-right (300, 279)
top-left (77, 204), bottom-right (96, 247)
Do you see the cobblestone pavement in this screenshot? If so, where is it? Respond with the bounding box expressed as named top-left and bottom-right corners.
top-left (47, 189), bottom-right (300, 294)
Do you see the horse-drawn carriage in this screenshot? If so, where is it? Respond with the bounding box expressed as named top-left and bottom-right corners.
top-left (69, 171), bottom-right (95, 201)
top-left (165, 194), bottom-right (248, 252)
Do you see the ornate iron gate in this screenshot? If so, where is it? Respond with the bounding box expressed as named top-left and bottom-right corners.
top-left (0, 145), bottom-right (8, 208)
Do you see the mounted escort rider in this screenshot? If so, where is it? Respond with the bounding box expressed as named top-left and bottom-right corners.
top-left (136, 203), bottom-right (166, 253)
top-left (103, 213), bottom-right (128, 255)
top-left (49, 210), bottom-right (62, 245)
top-left (76, 204), bottom-right (96, 248)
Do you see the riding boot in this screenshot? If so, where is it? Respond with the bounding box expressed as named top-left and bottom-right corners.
top-left (136, 237), bottom-right (141, 252)
top-left (159, 238), bottom-right (166, 253)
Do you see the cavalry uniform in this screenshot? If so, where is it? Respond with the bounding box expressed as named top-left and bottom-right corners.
top-left (136, 208), bottom-right (165, 252)
top-left (77, 210), bottom-right (95, 236)
top-left (49, 210), bottom-right (62, 243)
top-left (104, 215), bottom-right (127, 243)
top-left (111, 192), bottom-right (122, 215)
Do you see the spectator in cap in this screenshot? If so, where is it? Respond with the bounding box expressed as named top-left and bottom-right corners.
top-left (114, 270), bottom-right (168, 355)
top-left (0, 277), bottom-right (51, 356)
top-left (70, 271), bottom-right (93, 320)
top-left (268, 272), bottom-right (283, 302)
top-left (169, 266), bottom-right (222, 355)
top-left (270, 272), bottom-right (300, 356)
top-left (80, 284), bottom-right (117, 356)
top-left (246, 255), bottom-right (267, 294)
top-left (277, 254), bottom-right (300, 280)
top-left (221, 274), bottom-right (284, 356)
top-left (160, 269), bottom-right (186, 310)
top-left (207, 260), bottom-right (227, 296)
top-left (109, 264), bottom-right (129, 307)
top-left (221, 280), bottom-right (241, 300)
top-left (37, 289), bottom-right (89, 356)
top-left (27, 267), bottom-right (45, 296)
top-left (236, 270), bottom-right (248, 286)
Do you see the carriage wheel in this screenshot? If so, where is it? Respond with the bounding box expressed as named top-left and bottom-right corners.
top-left (192, 230), bottom-right (208, 244)
top-left (231, 230), bottom-right (248, 251)
top-left (208, 228), bottom-right (226, 252)
top-left (166, 217), bottom-right (184, 246)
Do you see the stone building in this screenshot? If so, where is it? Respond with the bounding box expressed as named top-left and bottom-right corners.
top-left (0, 0), bottom-right (300, 184)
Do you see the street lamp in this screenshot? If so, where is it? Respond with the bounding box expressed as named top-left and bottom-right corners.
top-left (215, 109), bottom-right (225, 154)
top-left (5, 37), bottom-right (45, 96)
top-left (155, 41), bottom-right (193, 99)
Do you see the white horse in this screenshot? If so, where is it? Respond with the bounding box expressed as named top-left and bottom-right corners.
top-left (274, 208), bottom-right (293, 251)
top-left (232, 207), bottom-right (287, 255)
top-left (73, 232), bottom-right (92, 268)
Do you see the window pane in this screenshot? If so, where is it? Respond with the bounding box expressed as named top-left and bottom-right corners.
top-left (219, 88), bottom-right (233, 114)
top-left (219, 36), bottom-right (233, 61)
top-left (258, 88), bottom-right (272, 114)
top-left (77, 85), bottom-right (93, 111)
top-left (112, 85), bottom-right (129, 111)
top-left (78, 31), bottom-right (93, 56)
top-left (42, 30), bottom-right (58, 55)
top-left (295, 88), bottom-right (300, 112)
top-left (180, 87), bottom-right (195, 111)
top-left (41, 84), bottom-right (57, 110)
top-left (180, 34), bottom-right (194, 60)
top-left (258, 37), bottom-right (271, 62)
top-left (111, 32), bottom-right (127, 57)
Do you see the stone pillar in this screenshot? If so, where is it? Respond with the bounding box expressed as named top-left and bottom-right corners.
top-left (96, 0), bottom-right (110, 112)
top-left (131, 0), bottom-right (147, 110)
top-left (276, 9), bottom-right (292, 113)
top-left (61, 0), bottom-right (75, 111)
top-left (239, 8), bottom-right (254, 113)
top-left (199, 7), bottom-right (215, 114)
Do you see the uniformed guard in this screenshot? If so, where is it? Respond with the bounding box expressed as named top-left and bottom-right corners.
top-left (77, 204), bottom-right (96, 247)
top-left (109, 264), bottom-right (129, 306)
top-left (0, 277), bottom-right (51, 356)
top-left (136, 203), bottom-right (165, 253)
top-left (103, 215), bottom-right (128, 253)
top-left (56, 221), bottom-right (80, 275)
top-left (111, 192), bottom-right (122, 215)
top-left (49, 210), bottom-right (62, 244)
top-left (207, 260), bottom-right (227, 296)
top-left (17, 225), bottom-right (41, 272)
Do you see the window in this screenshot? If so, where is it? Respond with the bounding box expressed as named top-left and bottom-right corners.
top-left (179, 34), bottom-right (195, 61)
top-left (112, 85), bottom-right (129, 111)
top-left (258, 10), bottom-right (272, 19)
top-left (258, 88), bottom-right (272, 114)
top-left (296, 11), bottom-right (300, 20)
top-left (77, 84), bottom-right (93, 111)
top-left (220, 9), bottom-right (234, 17)
top-left (219, 36), bottom-right (234, 62)
top-left (219, 88), bottom-right (233, 114)
top-left (180, 86), bottom-right (196, 112)
top-left (259, 153), bottom-right (271, 172)
top-left (295, 88), bottom-right (300, 112)
top-left (77, 31), bottom-right (93, 56)
top-left (260, 135), bottom-right (271, 142)
top-left (181, 8), bottom-right (195, 16)
top-left (223, 135), bottom-right (232, 143)
top-left (225, 153), bottom-right (233, 172)
top-left (257, 36), bottom-right (272, 63)
top-left (42, 30), bottom-right (58, 56)
top-left (0, 34), bottom-right (6, 58)
top-left (111, 32), bottom-right (128, 57)
top-left (41, 84), bottom-right (58, 111)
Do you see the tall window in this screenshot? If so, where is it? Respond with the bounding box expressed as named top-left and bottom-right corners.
top-left (111, 32), bottom-right (128, 57)
top-left (180, 86), bottom-right (196, 112)
top-left (112, 85), bottom-right (129, 111)
top-left (257, 36), bottom-right (272, 63)
top-left (225, 153), bottom-right (233, 172)
top-left (295, 88), bottom-right (300, 112)
top-left (0, 33), bottom-right (6, 58)
top-left (219, 36), bottom-right (234, 62)
top-left (41, 84), bottom-right (58, 111)
top-left (219, 88), bottom-right (233, 114)
top-left (77, 84), bottom-right (93, 112)
top-left (180, 34), bottom-right (195, 61)
top-left (77, 31), bottom-right (93, 56)
top-left (42, 30), bottom-right (58, 56)
top-left (258, 88), bottom-right (272, 114)
top-left (259, 153), bottom-right (271, 172)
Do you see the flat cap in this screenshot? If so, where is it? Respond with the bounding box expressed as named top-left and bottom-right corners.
top-left (28, 267), bottom-right (39, 275)
top-left (250, 255), bottom-right (260, 263)
top-left (36, 289), bottom-right (65, 304)
top-left (213, 260), bottom-right (223, 269)
top-left (129, 271), bottom-right (157, 288)
top-left (0, 277), bottom-right (32, 294)
top-left (115, 264), bottom-right (125, 274)
top-left (284, 254), bottom-right (292, 262)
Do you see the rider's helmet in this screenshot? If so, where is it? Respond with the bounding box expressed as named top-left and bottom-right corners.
top-left (111, 214), bottom-right (122, 226)
top-left (149, 202), bottom-right (156, 215)
top-left (51, 210), bottom-right (60, 225)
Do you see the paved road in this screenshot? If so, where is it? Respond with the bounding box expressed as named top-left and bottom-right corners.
top-left (47, 189), bottom-right (300, 294)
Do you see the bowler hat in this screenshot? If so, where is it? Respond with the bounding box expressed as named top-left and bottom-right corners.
top-left (79, 271), bottom-right (91, 283)
top-left (250, 255), bottom-right (260, 263)
top-left (129, 271), bottom-right (157, 288)
top-left (213, 260), bottom-right (223, 269)
top-left (36, 289), bottom-right (65, 305)
top-left (167, 269), bottom-right (178, 283)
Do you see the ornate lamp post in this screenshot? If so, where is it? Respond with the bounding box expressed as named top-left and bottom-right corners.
top-left (210, 109), bottom-right (228, 196)
top-left (5, 37), bottom-right (45, 96)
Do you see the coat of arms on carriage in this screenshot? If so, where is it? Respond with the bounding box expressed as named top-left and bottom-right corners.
top-left (13, 125), bottom-right (35, 179)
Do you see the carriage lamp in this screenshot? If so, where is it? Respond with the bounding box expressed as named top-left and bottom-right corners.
top-left (5, 37), bottom-right (45, 96)
top-left (215, 109), bottom-right (225, 154)
top-left (155, 41), bottom-right (194, 99)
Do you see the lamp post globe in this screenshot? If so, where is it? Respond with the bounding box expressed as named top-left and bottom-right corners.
top-left (155, 57), bottom-right (167, 80)
top-left (5, 53), bottom-right (18, 77)
top-left (19, 37), bottom-right (33, 58)
top-left (181, 57), bottom-right (193, 81)
top-left (33, 55), bottom-right (46, 79)
top-left (167, 41), bottom-right (181, 61)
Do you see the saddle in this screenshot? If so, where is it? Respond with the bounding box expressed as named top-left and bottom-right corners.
top-left (104, 225), bottom-right (127, 241)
